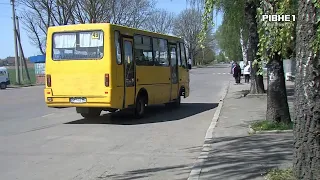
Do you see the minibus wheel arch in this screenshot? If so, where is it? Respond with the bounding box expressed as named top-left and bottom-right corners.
top-left (180, 86), bottom-right (186, 98)
top-left (137, 88), bottom-right (149, 105)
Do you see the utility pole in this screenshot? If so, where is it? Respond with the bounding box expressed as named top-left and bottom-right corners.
top-left (10, 0), bottom-right (20, 84)
top-left (16, 16), bottom-right (23, 82)
top-left (16, 32), bottom-right (31, 82)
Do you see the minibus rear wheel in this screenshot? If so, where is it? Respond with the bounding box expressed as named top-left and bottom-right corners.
top-left (0, 83), bottom-right (7, 89)
top-left (80, 108), bottom-right (102, 118)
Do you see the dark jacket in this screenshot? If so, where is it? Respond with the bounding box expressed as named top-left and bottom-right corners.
top-left (233, 64), bottom-right (241, 77)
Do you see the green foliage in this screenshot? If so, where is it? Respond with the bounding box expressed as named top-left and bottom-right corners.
top-left (251, 120), bottom-right (293, 131)
top-left (7, 68), bottom-right (36, 85)
top-left (215, 8), bottom-right (246, 60)
top-left (216, 51), bottom-right (227, 62)
top-left (256, 0), bottom-right (297, 64)
top-left (252, 59), bottom-right (265, 75)
top-left (199, 0), bottom-right (247, 61)
top-left (194, 47), bottom-right (216, 65)
top-left (312, 0), bottom-right (320, 52)
top-left (199, 0), bottom-right (215, 48)
top-left (265, 168), bottom-right (296, 180)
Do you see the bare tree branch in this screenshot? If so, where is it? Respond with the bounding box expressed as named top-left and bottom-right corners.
top-left (19, 0), bottom-right (155, 54)
top-left (143, 8), bottom-right (174, 34)
top-left (173, 8), bottom-right (208, 65)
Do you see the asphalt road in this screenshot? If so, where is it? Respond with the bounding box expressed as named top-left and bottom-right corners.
top-left (0, 66), bottom-right (232, 180)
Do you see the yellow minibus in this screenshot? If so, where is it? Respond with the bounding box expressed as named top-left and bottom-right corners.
top-left (44, 23), bottom-right (190, 118)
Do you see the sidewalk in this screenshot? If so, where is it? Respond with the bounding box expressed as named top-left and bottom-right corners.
top-left (198, 81), bottom-right (294, 180)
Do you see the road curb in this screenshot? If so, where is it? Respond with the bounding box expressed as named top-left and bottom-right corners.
top-left (248, 125), bottom-right (293, 134)
top-left (7, 84), bottom-right (39, 88)
top-left (246, 93), bottom-right (267, 97)
top-left (187, 81), bottom-right (230, 180)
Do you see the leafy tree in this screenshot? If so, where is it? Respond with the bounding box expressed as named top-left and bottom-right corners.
top-left (194, 0), bottom-right (320, 178)
top-left (190, 0), bottom-right (265, 94)
top-left (214, 22), bottom-right (242, 62)
top-left (195, 47), bottom-right (216, 65)
top-left (256, 0), bottom-right (297, 124)
top-left (216, 51), bottom-right (226, 63)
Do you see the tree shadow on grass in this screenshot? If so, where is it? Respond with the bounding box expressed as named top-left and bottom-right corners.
top-left (65, 103), bottom-right (218, 125)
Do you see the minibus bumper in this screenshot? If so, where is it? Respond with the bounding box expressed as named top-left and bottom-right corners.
top-left (45, 96), bottom-right (112, 108)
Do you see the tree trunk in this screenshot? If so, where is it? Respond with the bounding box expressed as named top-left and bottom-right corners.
top-left (266, 53), bottom-right (291, 123)
top-left (293, 1), bottom-right (320, 179)
top-left (239, 28), bottom-right (248, 65)
top-left (244, 0), bottom-right (265, 94)
top-left (250, 62), bottom-right (265, 93)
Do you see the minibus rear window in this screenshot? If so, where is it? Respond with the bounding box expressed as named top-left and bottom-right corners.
top-left (52, 30), bottom-right (104, 60)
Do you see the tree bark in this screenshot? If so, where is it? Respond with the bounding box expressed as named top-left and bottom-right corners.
top-left (240, 28), bottom-right (248, 65)
top-left (293, 1), bottom-right (320, 179)
top-left (244, 0), bottom-right (265, 94)
top-left (266, 53), bottom-right (291, 123)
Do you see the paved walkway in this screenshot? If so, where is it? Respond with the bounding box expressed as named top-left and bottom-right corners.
top-left (198, 81), bottom-right (294, 180)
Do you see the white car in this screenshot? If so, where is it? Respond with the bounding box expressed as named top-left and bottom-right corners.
top-left (0, 67), bottom-right (10, 89)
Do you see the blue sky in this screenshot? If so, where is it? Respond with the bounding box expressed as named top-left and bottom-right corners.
top-left (0, 0), bottom-right (222, 59)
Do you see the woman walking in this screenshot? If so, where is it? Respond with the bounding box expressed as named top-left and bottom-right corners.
top-left (233, 62), bottom-right (241, 84)
top-left (244, 63), bottom-right (251, 83)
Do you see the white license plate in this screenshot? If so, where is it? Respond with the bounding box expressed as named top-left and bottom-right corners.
top-left (70, 98), bottom-right (87, 103)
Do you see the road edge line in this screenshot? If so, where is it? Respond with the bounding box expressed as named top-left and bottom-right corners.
top-left (187, 81), bottom-right (230, 180)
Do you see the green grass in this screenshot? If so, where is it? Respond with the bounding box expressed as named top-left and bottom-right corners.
top-left (7, 68), bottom-right (36, 85)
top-left (251, 120), bottom-right (293, 131)
top-left (265, 168), bottom-right (296, 180)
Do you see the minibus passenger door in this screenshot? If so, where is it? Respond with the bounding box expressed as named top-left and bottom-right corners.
top-left (123, 38), bottom-right (135, 107)
top-left (169, 44), bottom-right (179, 101)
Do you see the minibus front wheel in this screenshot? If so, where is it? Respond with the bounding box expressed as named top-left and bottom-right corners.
top-left (134, 95), bottom-right (146, 119)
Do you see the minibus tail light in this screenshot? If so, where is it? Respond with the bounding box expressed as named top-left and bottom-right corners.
top-left (105, 74), bottom-right (109, 87)
top-left (46, 74), bottom-right (51, 87)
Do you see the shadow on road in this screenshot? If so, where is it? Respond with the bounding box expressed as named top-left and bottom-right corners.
top-left (90, 133), bottom-right (292, 180)
top-left (97, 164), bottom-right (192, 180)
top-left (65, 103), bottom-right (218, 125)
top-left (192, 133), bottom-right (293, 180)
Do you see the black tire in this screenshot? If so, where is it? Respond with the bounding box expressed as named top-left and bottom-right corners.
top-left (165, 93), bottom-right (181, 108)
top-left (80, 108), bottom-right (101, 118)
top-left (0, 83), bottom-right (6, 89)
top-left (105, 108), bottom-right (117, 113)
top-left (134, 95), bottom-right (146, 118)
top-left (172, 94), bottom-right (181, 108)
